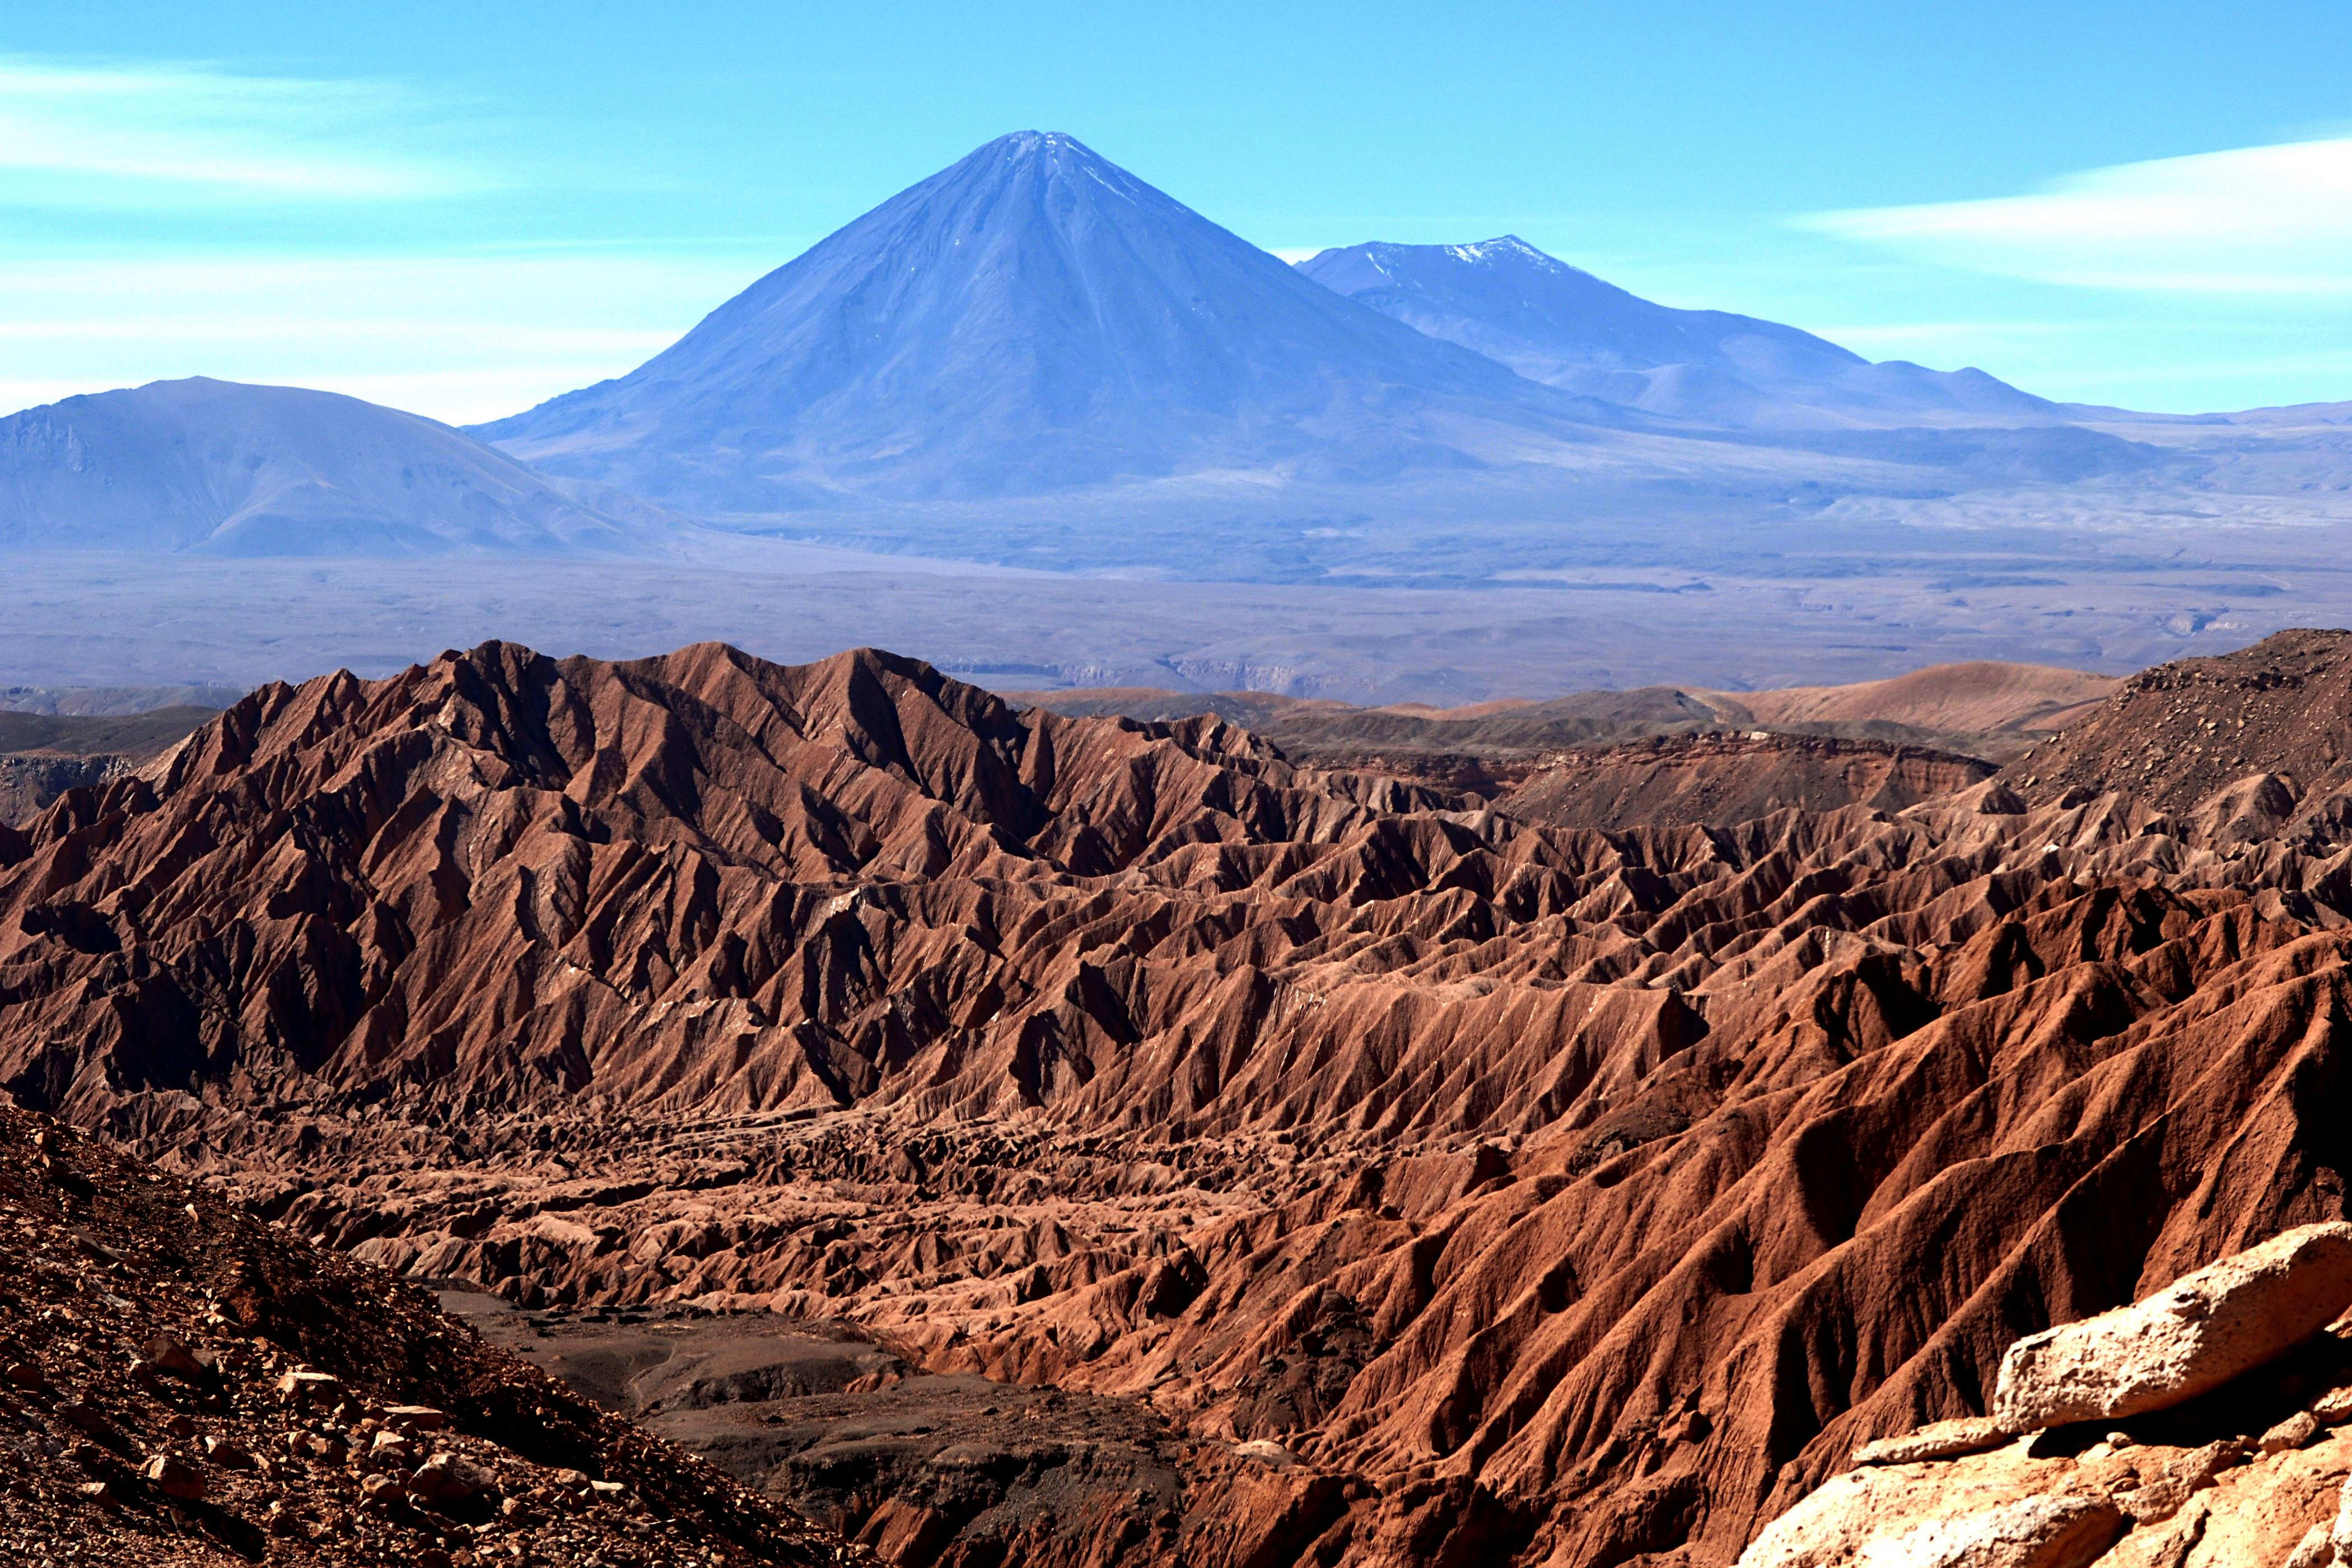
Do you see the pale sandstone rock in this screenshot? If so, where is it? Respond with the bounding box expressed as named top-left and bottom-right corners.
top-left (1855, 1417), bottom-right (2010, 1467)
top-left (1851, 1494), bottom-right (2122, 1568)
top-left (1231, 1439), bottom-right (1298, 1467)
top-left (2266, 1412), bottom-right (2324, 1454)
top-left (1745, 1412), bottom-right (2349, 1568)
top-left (1992, 1224), bottom-right (2352, 1432)
top-left (2110, 1439), bottom-right (2243, 1524)
top-left (2284, 1522), bottom-right (2332, 1568)
top-left (2085, 1492), bottom-right (2211, 1568)
top-left (407, 1453), bottom-right (477, 1505)
top-left (2315, 1388), bottom-right (2352, 1426)
top-left (274, 1368), bottom-right (340, 1405)
top-left (2181, 1439), bottom-right (2352, 1567)
top-left (1733, 1455), bottom-right (2079, 1568)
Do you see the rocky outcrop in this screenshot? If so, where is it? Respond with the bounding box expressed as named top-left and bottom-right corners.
top-left (1855, 1417), bottom-right (2009, 1466)
top-left (8, 637), bottom-right (2352, 1566)
top-left (1994, 1224), bottom-right (2352, 1432)
top-left (1738, 1224), bottom-right (2352, 1567)
top-left (0, 752), bottom-right (127, 825)
top-left (2010, 629), bottom-right (2352, 820)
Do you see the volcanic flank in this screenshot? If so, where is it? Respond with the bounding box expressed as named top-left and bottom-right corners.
top-left (7, 633), bottom-right (2352, 1565)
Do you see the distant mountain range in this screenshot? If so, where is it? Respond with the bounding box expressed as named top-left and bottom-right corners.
top-left (0, 378), bottom-right (652, 556)
top-left (470, 132), bottom-right (2115, 519)
top-left (0, 129), bottom-right (2336, 572)
top-left (1295, 236), bottom-right (2061, 428)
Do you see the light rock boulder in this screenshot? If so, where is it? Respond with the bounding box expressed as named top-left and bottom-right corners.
top-left (1855, 1417), bottom-right (2010, 1467)
top-left (407, 1452), bottom-right (479, 1506)
top-left (1993, 1223), bottom-right (2352, 1432)
top-left (1851, 1494), bottom-right (2122, 1568)
top-left (2266, 1412), bottom-right (2325, 1454)
top-left (1734, 1453), bottom-right (2083, 1568)
top-left (2287, 1522), bottom-right (2334, 1568)
top-left (2280, 1474), bottom-right (2352, 1566)
top-left (2104, 1438), bottom-right (2242, 1524)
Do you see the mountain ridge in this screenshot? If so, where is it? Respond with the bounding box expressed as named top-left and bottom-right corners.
top-left (0, 377), bottom-right (660, 556)
top-left (1296, 234), bottom-right (2064, 428)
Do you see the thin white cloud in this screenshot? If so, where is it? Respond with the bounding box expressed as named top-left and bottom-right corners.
top-left (1808, 137), bottom-right (2352, 295)
top-left (0, 55), bottom-right (487, 206)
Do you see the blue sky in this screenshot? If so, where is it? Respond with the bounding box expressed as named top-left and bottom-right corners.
top-left (3, 1), bottom-right (2349, 421)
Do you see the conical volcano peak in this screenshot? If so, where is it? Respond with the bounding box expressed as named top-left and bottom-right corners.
top-left (971, 129), bottom-right (1104, 164)
top-left (473, 129), bottom-right (1567, 505)
top-left (934, 129), bottom-right (1153, 207)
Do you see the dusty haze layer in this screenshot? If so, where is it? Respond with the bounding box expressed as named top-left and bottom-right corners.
top-left (0, 522), bottom-right (2336, 706)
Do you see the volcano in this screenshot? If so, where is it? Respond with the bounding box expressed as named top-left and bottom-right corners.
top-left (1297, 235), bottom-right (2060, 427)
top-left (472, 132), bottom-right (1622, 509)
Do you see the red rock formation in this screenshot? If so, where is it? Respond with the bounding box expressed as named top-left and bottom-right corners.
top-left (2, 633), bottom-right (2351, 1566)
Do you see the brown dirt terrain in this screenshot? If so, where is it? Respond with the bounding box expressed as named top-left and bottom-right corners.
top-left (1726, 660), bottom-right (2118, 735)
top-left (0, 1106), bottom-right (849, 1565)
top-left (446, 1294), bottom-right (1221, 1567)
top-left (2009, 627), bottom-right (2352, 825)
top-left (1497, 731), bottom-right (1994, 829)
top-left (0, 632), bottom-right (2349, 1566)
top-left (1006, 657), bottom-right (2115, 797)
